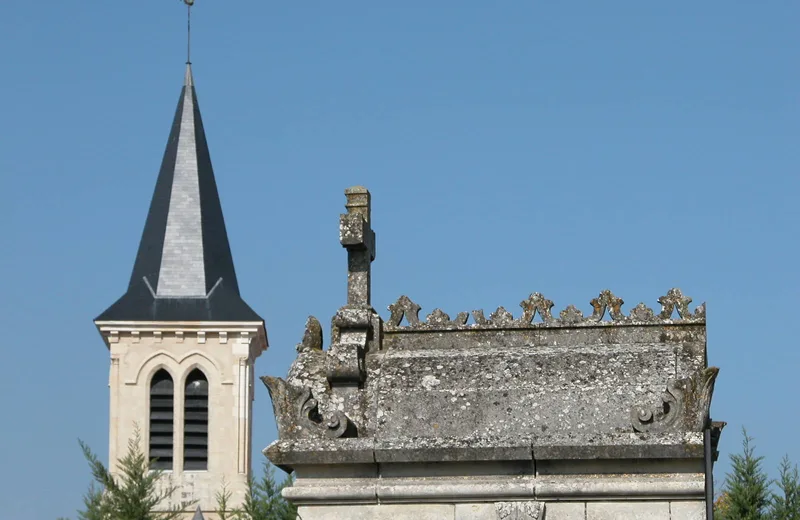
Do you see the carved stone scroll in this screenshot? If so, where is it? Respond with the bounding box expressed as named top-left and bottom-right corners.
top-left (261, 378), bottom-right (356, 439)
top-left (631, 367), bottom-right (719, 433)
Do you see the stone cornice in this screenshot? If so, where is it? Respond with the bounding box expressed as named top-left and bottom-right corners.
top-left (96, 321), bottom-right (267, 350)
top-left (265, 432), bottom-right (705, 468)
top-left (282, 472), bottom-right (703, 505)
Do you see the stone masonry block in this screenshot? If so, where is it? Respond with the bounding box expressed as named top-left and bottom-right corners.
top-left (587, 501), bottom-right (670, 520)
top-left (544, 502), bottom-right (585, 520)
top-left (297, 504), bottom-right (455, 520)
top-left (455, 503), bottom-right (495, 520)
top-left (670, 501), bottom-right (705, 519)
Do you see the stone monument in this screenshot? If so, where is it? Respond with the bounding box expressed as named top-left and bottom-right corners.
top-left (262, 186), bottom-right (723, 520)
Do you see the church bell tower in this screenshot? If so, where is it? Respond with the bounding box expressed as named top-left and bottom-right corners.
top-left (94, 63), bottom-right (267, 518)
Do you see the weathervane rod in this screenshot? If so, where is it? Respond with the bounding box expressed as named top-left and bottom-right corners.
top-left (184, 0), bottom-right (194, 64)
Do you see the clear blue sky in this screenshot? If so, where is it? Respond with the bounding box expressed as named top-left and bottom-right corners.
top-left (1, 2), bottom-right (797, 518)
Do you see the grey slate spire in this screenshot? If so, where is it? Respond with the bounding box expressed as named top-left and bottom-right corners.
top-left (96, 64), bottom-right (262, 323)
top-left (191, 505), bottom-right (205, 520)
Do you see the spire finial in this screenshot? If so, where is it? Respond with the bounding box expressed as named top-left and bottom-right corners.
top-left (183, 0), bottom-right (195, 64)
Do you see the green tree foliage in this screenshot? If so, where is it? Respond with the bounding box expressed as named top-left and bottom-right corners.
top-left (63, 426), bottom-right (193, 520)
top-left (212, 461), bottom-right (296, 520)
top-left (716, 427), bottom-right (770, 520)
top-left (714, 428), bottom-right (800, 520)
top-left (769, 456), bottom-right (800, 520)
top-left (214, 478), bottom-right (235, 520)
top-left (235, 462), bottom-right (297, 520)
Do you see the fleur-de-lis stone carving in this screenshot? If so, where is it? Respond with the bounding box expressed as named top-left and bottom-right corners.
top-left (388, 295), bottom-right (421, 326)
top-left (694, 303), bottom-right (706, 320)
top-left (426, 308), bottom-right (452, 327)
top-left (518, 293), bottom-right (554, 324)
top-left (658, 288), bottom-right (692, 319)
top-left (559, 305), bottom-right (584, 325)
top-left (590, 289), bottom-right (625, 321)
top-left (628, 302), bottom-right (656, 322)
top-left (472, 309), bottom-right (488, 326)
top-left (489, 306), bottom-right (514, 326)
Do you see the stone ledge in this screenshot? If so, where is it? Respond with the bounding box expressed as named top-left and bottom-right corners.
top-left (378, 479), bottom-right (535, 503)
top-left (283, 475), bottom-right (703, 505)
top-left (285, 479), bottom-right (536, 505)
top-left (374, 439), bottom-right (532, 463)
top-left (537, 475), bottom-right (705, 500)
top-left (267, 434), bottom-right (704, 467)
top-left (532, 431), bottom-right (705, 460)
top-left (264, 439), bottom-right (375, 466)
top-left (284, 484), bottom-right (377, 505)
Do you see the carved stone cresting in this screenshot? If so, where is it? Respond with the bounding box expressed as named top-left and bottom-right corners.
top-left (383, 288), bottom-right (705, 331)
top-left (631, 367), bottom-right (720, 433)
top-left (489, 306), bottom-right (514, 326)
top-left (629, 302), bottom-right (657, 323)
top-left (388, 295), bottom-right (421, 326)
top-left (659, 287), bottom-right (697, 320)
top-left (495, 501), bottom-right (544, 520)
top-left (519, 292), bottom-right (554, 325)
top-left (559, 305), bottom-right (584, 325)
top-left (590, 289), bottom-right (625, 321)
top-left (426, 308), bottom-right (469, 327)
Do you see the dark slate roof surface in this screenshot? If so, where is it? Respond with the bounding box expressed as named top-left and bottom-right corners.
top-left (96, 64), bottom-right (262, 323)
top-left (191, 505), bottom-right (205, 520)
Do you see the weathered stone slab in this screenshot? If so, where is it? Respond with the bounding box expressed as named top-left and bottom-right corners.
top-left (542, 502), bottom-right (585, 520)
top-left (375, 342), bottom-right (681, 442)
top-left (586, 501), bottom-right (670, 519)
top-left (538, 474), bottom-right (704, 500)
top-left (296, 504), bottom-right (455, 520)
top-left (455, 503), bottom-right (496, 520)
top-left (670, 500), bottom-right (705, 519)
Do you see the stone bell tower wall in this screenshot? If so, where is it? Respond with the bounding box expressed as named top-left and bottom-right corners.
top-left (98, 323), bottom-right (266, 516)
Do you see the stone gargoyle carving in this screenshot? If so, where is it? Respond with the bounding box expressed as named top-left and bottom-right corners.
top-left (261, 317), bottom-right (356, 439)
top-left (631, 367), bottom-right (719, 433)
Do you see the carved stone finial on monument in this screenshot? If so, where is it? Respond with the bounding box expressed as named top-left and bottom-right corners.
top-left (340, 186), bottom-right (376, 306)
top-left (318, 186), bottom-right (382, 438)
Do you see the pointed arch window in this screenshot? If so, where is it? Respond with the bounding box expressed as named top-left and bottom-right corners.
top-left (149, 369), bottom-right (174, 469)
top-left (184, 369), bottom-right (209, 470)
